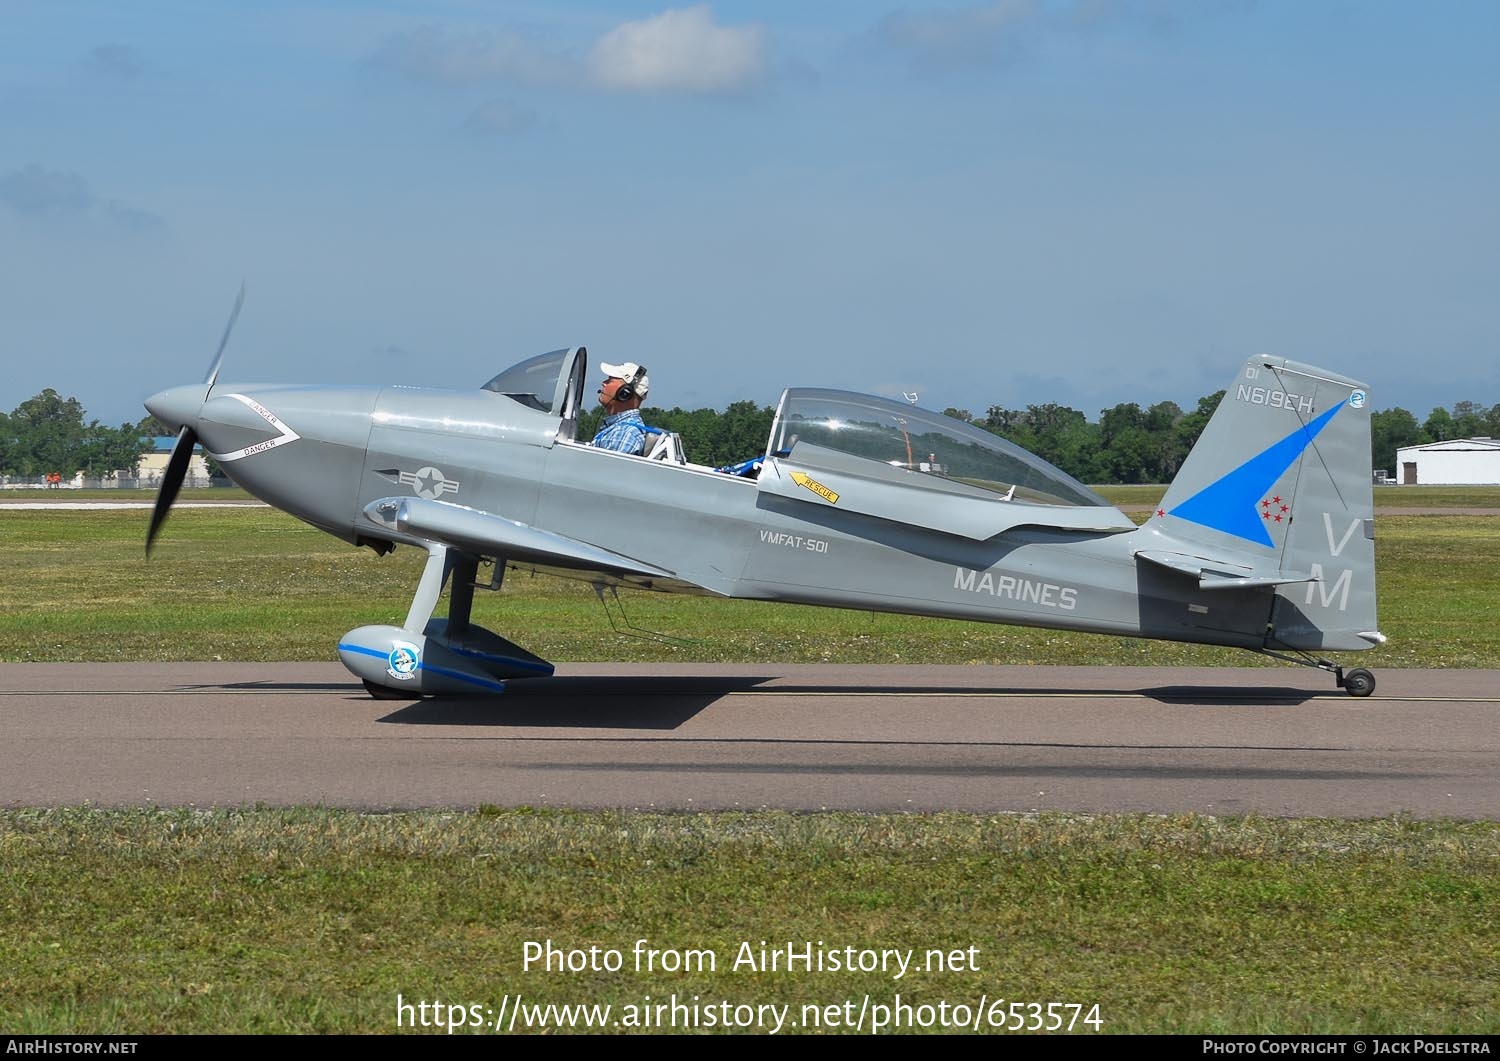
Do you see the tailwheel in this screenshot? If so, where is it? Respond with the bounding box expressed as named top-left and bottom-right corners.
top-left (1260, 650), bottom-right (1377, 698)
top-left (1340, 668), bottom-right (1376, 698)
top-left (363, 678), bottom-right (424, 701)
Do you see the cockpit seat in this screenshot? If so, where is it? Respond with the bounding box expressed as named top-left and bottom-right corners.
top-left (641, 427), bottom-right (685, 464)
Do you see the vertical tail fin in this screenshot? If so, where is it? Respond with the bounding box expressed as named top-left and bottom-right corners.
top-left (1147, 356), bottom-right (1381, 652)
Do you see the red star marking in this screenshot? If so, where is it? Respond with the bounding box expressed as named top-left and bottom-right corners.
top-left (1156, 509), bottom-right (1165, 518)
top-left (1261, 496), bottom-right (1293, 523)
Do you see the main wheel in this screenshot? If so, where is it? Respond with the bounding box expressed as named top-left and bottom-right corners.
top-left (363, 678), bottom-right (424, 701)
top-left (1342, 668), bottom-right (1376, 698)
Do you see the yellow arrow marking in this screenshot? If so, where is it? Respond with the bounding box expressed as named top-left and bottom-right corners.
top-left (790, 471), bottom-right (839, 504)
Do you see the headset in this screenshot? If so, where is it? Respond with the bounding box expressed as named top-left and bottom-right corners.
top-left (613, 364), bottom-right (648, 403)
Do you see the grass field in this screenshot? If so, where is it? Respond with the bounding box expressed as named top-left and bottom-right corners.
top-left (2, 809), bottom-right (1497, 1035)
top-left (2, 501), bottom-right (1499, 667)
top-left (1, 500), bottom-right (1497, 1035)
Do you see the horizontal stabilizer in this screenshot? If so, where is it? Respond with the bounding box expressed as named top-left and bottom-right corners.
top-left (362, 497), bottom-right (677, 580)
top-left (1134, 549), bottom-right (1318, 591)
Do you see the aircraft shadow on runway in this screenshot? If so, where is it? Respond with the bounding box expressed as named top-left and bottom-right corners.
top-left (361, 676), bottom-right (1325, 729)
top-left (1139, 686), bottom-right (1324, 705)
top-left (373, 675), bottom-right (775, 729)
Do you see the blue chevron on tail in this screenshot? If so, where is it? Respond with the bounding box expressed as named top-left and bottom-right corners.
top-left (1168, 400), bottom-right (1347, 548)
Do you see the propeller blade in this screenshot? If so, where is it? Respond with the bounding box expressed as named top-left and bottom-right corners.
top-left (203, 281), bottom-right (246, 392)
top-left (146, 425), bottom-right (199, 556)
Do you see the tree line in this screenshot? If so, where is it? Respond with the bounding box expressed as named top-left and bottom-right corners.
top-left (0, 390), bottom-right (160, 479)
top-left (964, 397), bottom-right (1500, 484)
top-left (4, 387), bottom-right (1496, 485)
top-left (576, 392), bottom-right (1500, 483)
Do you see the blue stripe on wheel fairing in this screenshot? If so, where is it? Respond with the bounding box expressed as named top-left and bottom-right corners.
top-left (337, 642), bottom-right (388, 660)
top-left (337, 642), bottom-right (507, 693)
top-left (421, 663), bottom-right (507, 693)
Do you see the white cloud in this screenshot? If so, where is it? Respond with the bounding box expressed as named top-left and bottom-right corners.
top-left (587, 6), bottom-right (767, 95)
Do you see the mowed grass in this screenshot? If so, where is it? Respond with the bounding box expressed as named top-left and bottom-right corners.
top-left (1, 809), bottom-right (1497, 1035)
top-left (1, 504), bottom-right (1497, 667)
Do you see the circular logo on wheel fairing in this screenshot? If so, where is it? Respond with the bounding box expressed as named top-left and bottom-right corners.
top-left (387, 640), bottom-right (421, 681)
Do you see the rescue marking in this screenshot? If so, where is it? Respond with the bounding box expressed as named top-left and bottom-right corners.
top-left (790, 471), bottom-right (839, 505)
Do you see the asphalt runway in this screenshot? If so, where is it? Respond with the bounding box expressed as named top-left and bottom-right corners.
top-left (3, 663), bottom-right (1497, 818)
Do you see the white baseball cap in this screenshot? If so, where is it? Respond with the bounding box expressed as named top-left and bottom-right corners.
top-left (600, 361), bottom-right (649, 399)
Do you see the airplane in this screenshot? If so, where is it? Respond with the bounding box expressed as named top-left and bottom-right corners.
top-left (144, 297), bottom-right (1383, 700)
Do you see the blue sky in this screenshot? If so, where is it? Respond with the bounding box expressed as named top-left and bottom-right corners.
top-left (2, 1), bottom-right (1496, 427)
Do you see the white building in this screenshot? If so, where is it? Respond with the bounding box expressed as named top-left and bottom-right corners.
top-left (136, 436), bottom-right (213, 487)
top-left (1394, 438), bottom-right (1500, 485)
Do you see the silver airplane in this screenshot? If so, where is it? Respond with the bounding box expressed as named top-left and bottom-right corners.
top-left (145, 305), bottom-right (1383, 699)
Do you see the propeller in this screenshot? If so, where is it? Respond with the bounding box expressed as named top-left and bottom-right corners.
top-left (204, 282), bottom-right (245, 393)
top-left (145, 283), bottom-right (245, 556)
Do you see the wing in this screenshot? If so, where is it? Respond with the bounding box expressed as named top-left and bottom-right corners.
top-left (361, 496), bottom-right (686, 586)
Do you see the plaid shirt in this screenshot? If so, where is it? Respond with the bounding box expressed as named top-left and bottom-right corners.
top-left (591, 409), bottom-right (647, 455)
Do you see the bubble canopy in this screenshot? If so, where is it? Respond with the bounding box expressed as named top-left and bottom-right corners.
top-left (767, 388), bottom-right (1110, 509)
top-left (477, 349), bottom-right (1109, 509)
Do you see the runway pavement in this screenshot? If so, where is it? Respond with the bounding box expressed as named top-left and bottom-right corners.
top-left (2, 663), bottom-right (1497, 818)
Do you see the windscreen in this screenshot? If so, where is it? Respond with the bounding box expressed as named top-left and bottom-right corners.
top-left (481, 349), bottom-right (573, 414)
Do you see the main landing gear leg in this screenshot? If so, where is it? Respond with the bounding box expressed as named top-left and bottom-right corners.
top-left (339, 544), bottom-right (554, 698)
top-left (361, 543), bottom-right (462, 701)
top-left (1260, 649), bottom-right (1377, 698)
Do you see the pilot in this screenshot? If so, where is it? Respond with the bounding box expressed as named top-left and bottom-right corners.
top-left (591, 361), bottom-right (650, 455)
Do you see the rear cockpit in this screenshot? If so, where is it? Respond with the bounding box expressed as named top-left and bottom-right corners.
top-left (767, 389), bottom-right (1114, 508)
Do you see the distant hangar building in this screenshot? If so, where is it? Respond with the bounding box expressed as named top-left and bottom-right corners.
top-left (138, 436), bottom-right (213, 487)
top-left (1394, 438), bottom-right (1500, 485)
